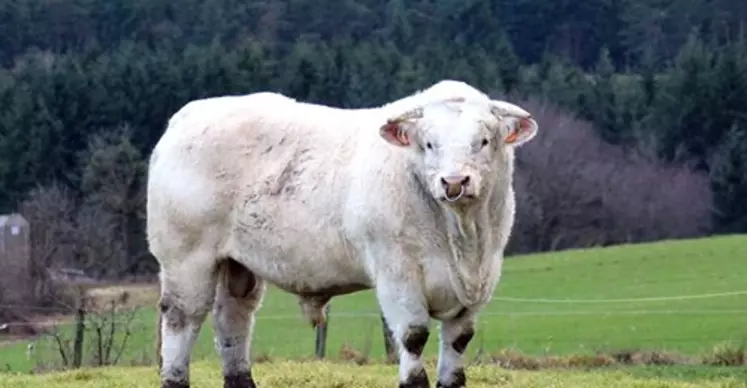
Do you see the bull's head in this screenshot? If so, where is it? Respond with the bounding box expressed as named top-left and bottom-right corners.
top-left (379, 97), bottom-right (538, 205)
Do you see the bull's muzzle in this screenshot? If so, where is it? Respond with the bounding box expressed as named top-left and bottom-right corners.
top-left (440, 175), bottom-right (471, 202)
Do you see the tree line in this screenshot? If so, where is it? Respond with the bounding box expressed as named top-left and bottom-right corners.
top-left (0, 0), bottom-right (746, 282)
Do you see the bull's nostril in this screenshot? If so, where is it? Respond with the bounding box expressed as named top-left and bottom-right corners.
top-left (441, 176), bottom-right (469, 188)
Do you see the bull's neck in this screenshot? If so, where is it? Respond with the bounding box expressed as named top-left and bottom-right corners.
top-left (442, 185), bottom-right (494, 261)
top-left (405, 156), bottom-right (513, 308)
top-left (435, 173), bottom-right (509, 308)
top-left (441, 186), bottom-right (496, 307)
top-left (441, 162), bottom-right (511, 253)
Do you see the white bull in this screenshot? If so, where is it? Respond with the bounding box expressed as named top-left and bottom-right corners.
top-left (147, 80), bottom-right (538, 388)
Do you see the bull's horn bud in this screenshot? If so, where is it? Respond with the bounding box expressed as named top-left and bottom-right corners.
top-left (388, 106), bottom-right (424, 124)
top-left (490, 100), bottom-right (532, 119)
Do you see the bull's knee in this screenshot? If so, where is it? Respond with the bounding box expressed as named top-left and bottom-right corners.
top-left (399, 325), bottom-right (430, 388)
top-left (159, 297), bottom-right (188, 331)
top-left (452, 328), bottom-right (474, 354)
top-left (402, 325), bottom-right (429, 357)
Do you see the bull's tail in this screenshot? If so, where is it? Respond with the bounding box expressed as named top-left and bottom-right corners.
top-left (155, 307), bottom-right (163, 371)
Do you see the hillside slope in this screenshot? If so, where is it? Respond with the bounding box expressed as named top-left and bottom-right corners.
top-left (1, 235), bottom-right (745, 373)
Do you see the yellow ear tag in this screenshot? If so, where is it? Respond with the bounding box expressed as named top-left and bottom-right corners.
top-left (504, 129), bottom-right (520, 144)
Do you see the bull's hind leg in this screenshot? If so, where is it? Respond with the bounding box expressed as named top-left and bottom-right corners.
top-left (436, 310), bottom-right (476, 388)
top-left (158, 254), bottom-right (219, 388)
top-left (376, 279), bottom-right (432, 388)
top-left (212, 258), bottom-right (266, 388)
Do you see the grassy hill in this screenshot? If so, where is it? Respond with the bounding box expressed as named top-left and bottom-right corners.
top-left (0, 235), bottom-right (745, 379)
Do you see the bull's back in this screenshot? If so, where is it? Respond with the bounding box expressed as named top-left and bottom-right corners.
top-left (147, 93), bottom-right (372, 291)
top-left (146, 92), bottom-right (306, 261)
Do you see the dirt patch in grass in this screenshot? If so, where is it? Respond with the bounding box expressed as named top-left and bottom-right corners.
top-left (0, 282), bottom-right (159, 347)
top-left (86, 282), bottom-right (159, 311)
top-left (479, 344), bottom-right (746, 370)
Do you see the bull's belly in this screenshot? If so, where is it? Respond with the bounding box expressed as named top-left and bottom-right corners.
top-left (255, 250), bottom-right (372, 299)
top-left (228, 227), bottom-right (372, 298)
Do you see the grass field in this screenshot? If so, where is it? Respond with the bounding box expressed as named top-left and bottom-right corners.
top-left (1, 235), bottom-right (746, 385)
top-left (1, 361), bottom-right (746, 387)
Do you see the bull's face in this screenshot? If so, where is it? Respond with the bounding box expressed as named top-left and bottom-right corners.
top-left (380, 98), bottom-right (538, 207)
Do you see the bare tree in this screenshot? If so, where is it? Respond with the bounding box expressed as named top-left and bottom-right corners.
top-left (78, 124), bottom-right (150, 277)
top-left (36, 287), bottom-right (140, 371)
top-left (13, 184), bottom-right (79, 313)
top-left (84, 291), bottom-right (139, 367)
top-left (509, 98), bottom-right (713, 254)
top-left (74, 203), bottom-right (127, 278)
top-left (7, 177), bottom-right (138, 339)
top-left (17, 180), bottom-right (129, 281)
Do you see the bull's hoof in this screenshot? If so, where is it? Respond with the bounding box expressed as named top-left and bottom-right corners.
top-left (436, 369), bottom-right (466, 388)
top-left (162, 380), bottom-right (189, 388)
top-left (225, 372), bottom-right (257, 388)
top-left (399, 368), bottom-right (429, 388)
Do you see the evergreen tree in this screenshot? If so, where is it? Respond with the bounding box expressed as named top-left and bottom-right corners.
top-left (710, 127), bottom-right (747, 233)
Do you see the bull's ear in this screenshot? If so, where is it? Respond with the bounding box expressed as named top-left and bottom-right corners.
top-left (380, 120), bottom-right (412, 147)
top-left (489, 100), bottom-right (537, 147)
top-left (379, 107), bottom-right (423, 147)
top-left (503, 117), bottom-right (538, 147)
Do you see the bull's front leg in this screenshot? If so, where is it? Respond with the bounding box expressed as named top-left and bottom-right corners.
top-left (435, 310), bottom-right (476, 388)
top-left (376, 278), bottom-right (431, 388)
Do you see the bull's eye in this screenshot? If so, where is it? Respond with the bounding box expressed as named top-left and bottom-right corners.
top-left (426, 142), bottom-right (433, 150)
top-left (481, 138), bottom-right (489, 147)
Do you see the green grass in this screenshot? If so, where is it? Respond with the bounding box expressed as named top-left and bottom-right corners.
top-left (1, 235), bottom-right (746, 377)
top-left (0, 360), bottom-right (745, 387)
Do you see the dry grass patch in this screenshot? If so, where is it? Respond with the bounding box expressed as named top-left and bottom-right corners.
top-left (86, 282), bottom-right (159, 311)
top-left (702, 342), bottom-right (746, 367)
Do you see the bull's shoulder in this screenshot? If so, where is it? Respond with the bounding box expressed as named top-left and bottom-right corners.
top-left (344, 154), bottom-right (437, 234)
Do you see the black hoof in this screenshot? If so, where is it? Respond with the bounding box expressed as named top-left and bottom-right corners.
top-left (436, 369), bottom-right (466, 388)
top-left (399, 368), bottom-right (429, 388)
top-left (225, 372), bottom-right (257, 388)
top-left (162, 380), bottom-right (189, 388)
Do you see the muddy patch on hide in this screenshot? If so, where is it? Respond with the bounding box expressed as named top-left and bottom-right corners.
top-left (270, 148), bottom-right (312, 197)
top-left (158, 296), bottom-right (187, 331)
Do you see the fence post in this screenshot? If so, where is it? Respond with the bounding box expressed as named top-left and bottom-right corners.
top-left (72, 288), bottom-right (86, 368)
top-left (314, 304), bottom-right (330, 359)
top-left (380, 313), bottom-right (397, 363)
